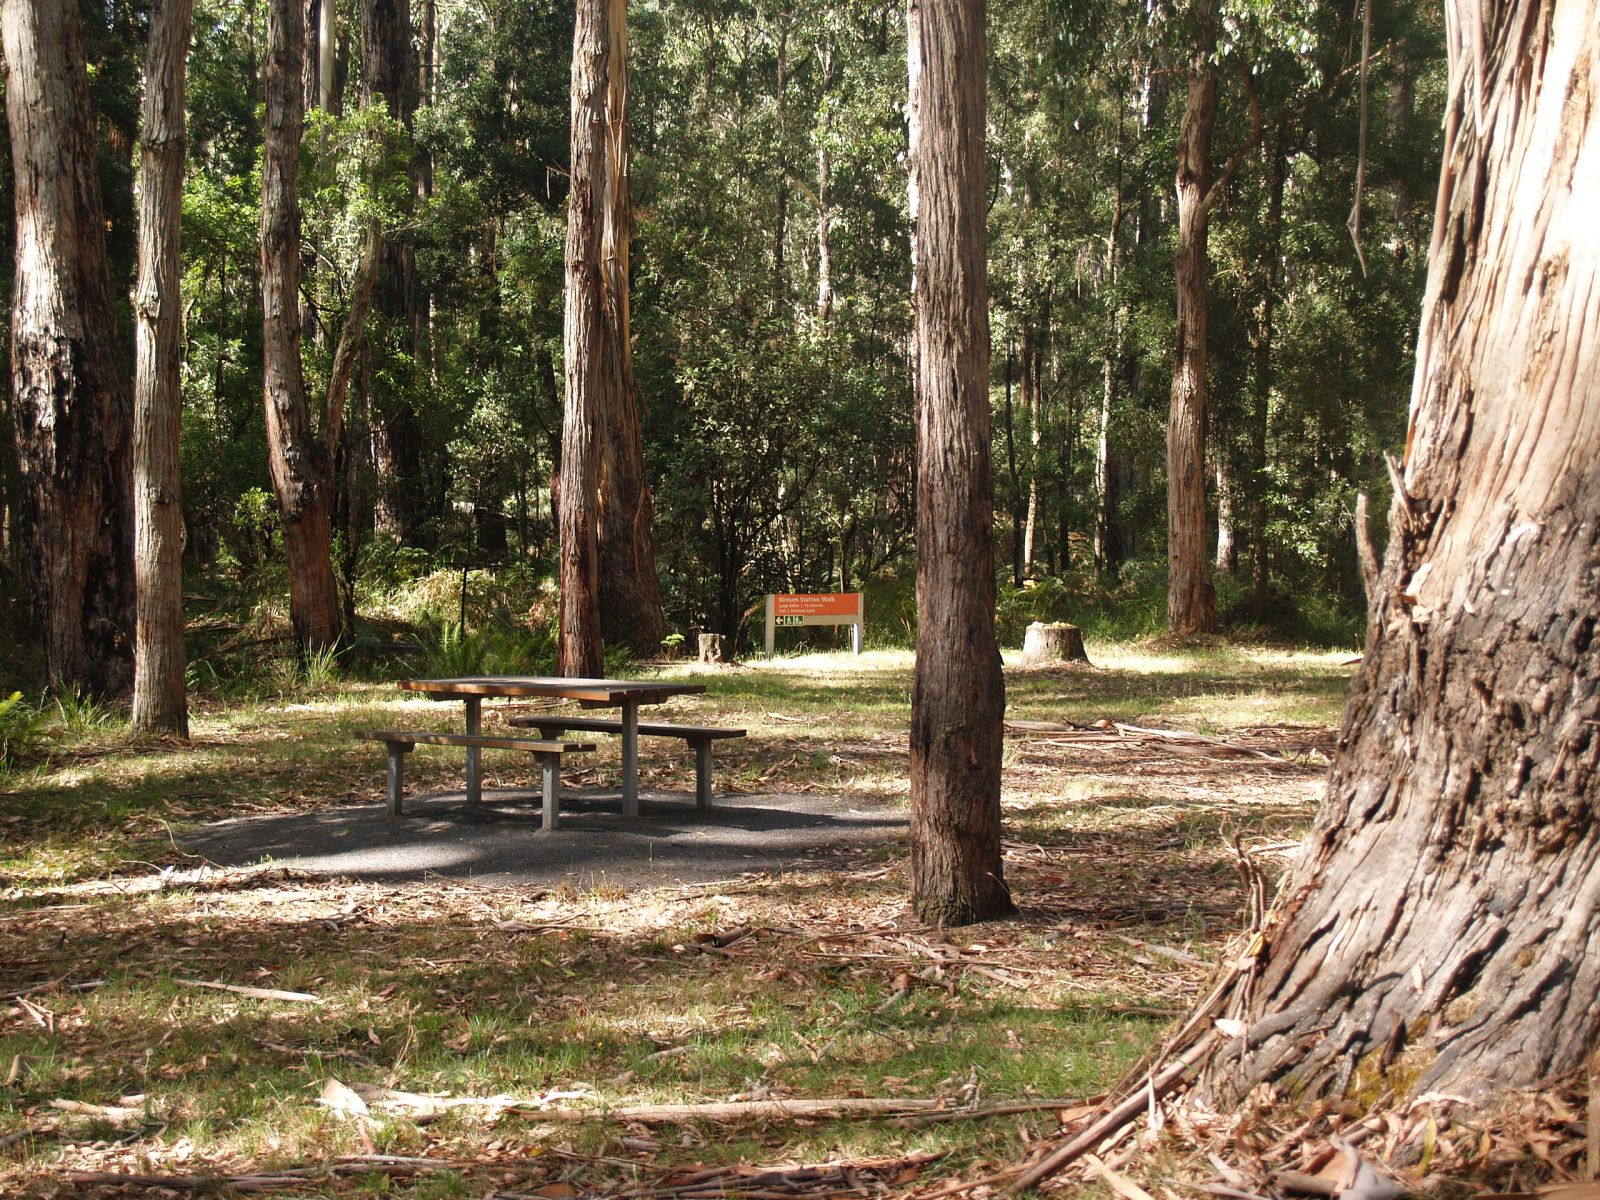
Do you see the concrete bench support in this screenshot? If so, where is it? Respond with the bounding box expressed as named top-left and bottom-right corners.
top-left (358, 731), bottom-right (593, 830)
top-left (508, 715), bottom-right (745, 809)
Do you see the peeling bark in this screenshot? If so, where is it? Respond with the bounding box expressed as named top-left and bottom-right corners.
top-left (1207, 0), bottom-right (1600, 1103)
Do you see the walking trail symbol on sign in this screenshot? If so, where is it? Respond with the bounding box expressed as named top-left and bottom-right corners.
top-left (764, 593), bottom-right (864, 657)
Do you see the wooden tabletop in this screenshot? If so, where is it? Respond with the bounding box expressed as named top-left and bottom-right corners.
top-left (397, 676), bottom-right (707, 704)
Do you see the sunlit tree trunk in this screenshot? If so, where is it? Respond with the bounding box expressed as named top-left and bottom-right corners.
top-left (132, 0), bottom-right (195, 734)
top-left (3, 0), bottom-right (136, 695)
top-left (1249, 128), bottom-right (1287, 619)
top-left (1205, 0), bottom-right (1600, 1102)
top-left (1214, 460), bottom-right (1236, 574)
top-left (1167, 3), bottom-right (1218, 635)
top-left (907, 0), bottom-right (1012, 927)
top-left (261, 0), bottom-right (341, 651)
top-left (814, 38), bottom-right (836, 324)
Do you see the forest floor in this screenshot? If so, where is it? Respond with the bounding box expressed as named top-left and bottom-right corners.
top-left (0, 643), bottom-right (1393, 1198)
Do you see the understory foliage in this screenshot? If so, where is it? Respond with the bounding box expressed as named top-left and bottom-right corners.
top-left (0, 0), bottom-right (1443, 677)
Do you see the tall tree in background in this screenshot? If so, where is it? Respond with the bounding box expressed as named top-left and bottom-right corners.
top-left (132, 0), bottom-right (196, 734)
top-left (1198, 0), bottom-right (1600, 1101)
top-left (364, 0), bottom-right (422, 544)
top-left (1165, 0), bottom-right (1218, 635)
top-left (558, 0), bottom-right (620, 676)
top-left (2, 0), bottom-right (136, 695)
top-left (589, 1), bottom-right (667, 660)
top-left (561, 0), bottom-right (666, 670)
top-left (260, 0), bottom-right (342, 651)
top-left (907, 0), bottom-right (1012, 926)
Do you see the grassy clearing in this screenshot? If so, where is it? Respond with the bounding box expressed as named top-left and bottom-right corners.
top-left (0, 641), bottom-right (1354, 1197)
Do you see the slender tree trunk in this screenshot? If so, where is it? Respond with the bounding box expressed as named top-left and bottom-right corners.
top-left (1203, 0), bottom-right (1600, 1103)
top-left (3, 0), bottom-right (136, 695)
top-left (771, 0), bottom-right (791, 317)
top-left (907, 0), bottom-right (1012, 927)
top-left (1214, 460), bottom-right (1236, 574)
top-left (131, 0), bottom-right (195, 734)
top-left (363, 0), bottom-right (421, 547)
top-left (1166, 7), bottom-right (1218, 635)
top-left (261, 0), bottom-right (341, 651)
top-left (814, 39), bottom-right (836, 324)
top-left (1095, 169), bottom-right (1126, 581)
top-left (1003, 343), bottom-right (1023, 588)
top-left (1023, 323), bottom-right (1041, 573)
top-left (1249, 128), bottom-right (1287, 619)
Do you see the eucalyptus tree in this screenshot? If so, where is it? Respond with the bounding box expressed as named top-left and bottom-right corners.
top-left (907, 0), bottom-right (1012, 925)
top-left (3, 0), bottom-right (135, 694)
top-left (132, 0), bottom-right (197, 734)
top-left (560, 0), bottom-right (669, 671)
top-left (1196, 0), bottom-right (1600, 1103)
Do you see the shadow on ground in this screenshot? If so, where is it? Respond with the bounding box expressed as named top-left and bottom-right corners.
top-left (179, 788), bottom-right (907, 888)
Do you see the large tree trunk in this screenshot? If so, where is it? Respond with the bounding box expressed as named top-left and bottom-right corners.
top-left (131, 0), bottom-right (195, 735)
top-left (558, 0), bottom-right (619, 677)
top-left (907, 0), bottom-right (1012, 927)
top-left (563, 0), bottom-right (667, 664)
top-left (3, 0), bottom-right (136, 696)
top-left (1206, 0), bottom-right (1600, 1103)
top-left (1166, 9), bottom-right (1218, 636)
top-left (261, 0), bottom-right (341, 652)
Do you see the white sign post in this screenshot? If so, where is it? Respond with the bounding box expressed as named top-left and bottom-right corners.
top-left (764, 593), bottom-right (865, 657)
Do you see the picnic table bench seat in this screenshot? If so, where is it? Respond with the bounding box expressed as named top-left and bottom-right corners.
top-left (357, 729), bottom-right (594, 829)
top-left (507, 715), bottom-right (746, 808)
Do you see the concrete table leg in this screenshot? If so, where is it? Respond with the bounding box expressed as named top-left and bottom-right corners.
top-left (621, 700), bottom-right (640, 818)
top-left (386, 743), bottom-right (410, 815)
top-left (540, 754), bottom-right (560, 831)
top-left (464, 696), bottom-right (482, 804)
top-left (694, 738), bottom-right (712, 810)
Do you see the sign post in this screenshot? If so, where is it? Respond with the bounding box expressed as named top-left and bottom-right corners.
top-left (764, 593), bottom-right (864, 657)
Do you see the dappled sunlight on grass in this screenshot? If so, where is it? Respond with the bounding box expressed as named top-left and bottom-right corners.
top-left (0, 641), bottom-right (1356, 1194)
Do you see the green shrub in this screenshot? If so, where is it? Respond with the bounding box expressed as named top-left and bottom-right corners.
top-left (0, 691), bottom-right (46, 771)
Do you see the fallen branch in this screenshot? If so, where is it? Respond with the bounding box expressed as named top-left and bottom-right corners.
top-left (64, 1155), bottom-right (458, 1193)
top-left (1010, 1034), bottom-right (1217, 1192)
top-left (542, 1096), bottom-right (1091, 1125)
top-left (175, 978), bottom-right (322, 1004)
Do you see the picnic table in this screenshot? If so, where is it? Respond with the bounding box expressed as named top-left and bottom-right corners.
top-left (395, 676), bottom-right (709, 817)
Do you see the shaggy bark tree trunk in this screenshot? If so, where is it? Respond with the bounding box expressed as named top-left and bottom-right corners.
top-left (261, 0), bottom-right (342, 652)
top-left (558, 0), bottom-right (617, 676)
top-left (1206, 0), bottom-right (1600, 1102)
top-left (1167, 8), bottom-right (1218, 635)
top-left (131, 0), bottom-right (195, 734)
top-left (3, 0), bottom-right (136, 695)
top-left (563, 0), bottom-right (667, 663)
top-left (907, 0), bottom-right (1013, 927)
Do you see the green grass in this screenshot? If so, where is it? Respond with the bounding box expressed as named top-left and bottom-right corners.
top-left (0, 639), bottom-right (1357, 1195)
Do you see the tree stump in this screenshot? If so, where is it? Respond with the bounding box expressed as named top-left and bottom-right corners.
top-left (1019, 622), bottom-right (1088, 666)
top-left (698, 633), bottom-right (732, 665)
